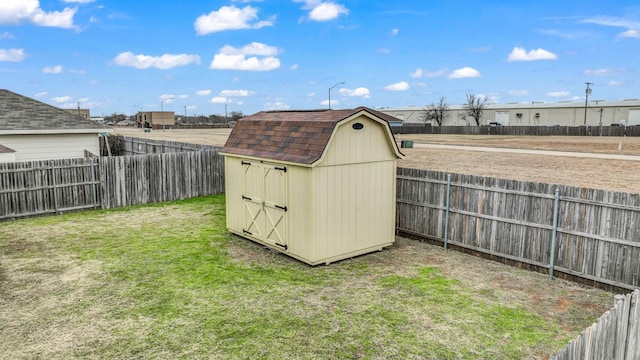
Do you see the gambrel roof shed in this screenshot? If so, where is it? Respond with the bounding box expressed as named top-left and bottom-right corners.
top-left (221, 107), bottom-right (404, 265)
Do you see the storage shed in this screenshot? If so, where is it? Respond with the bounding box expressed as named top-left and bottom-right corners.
top-left (221, 107), bottom-right (404, 265)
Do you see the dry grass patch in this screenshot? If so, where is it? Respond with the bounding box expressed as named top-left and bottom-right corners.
top-left (0, 195), bottom-right (614, 359)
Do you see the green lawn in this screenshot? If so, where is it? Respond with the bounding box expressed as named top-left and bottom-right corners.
top-left (0, 195), bottom-right (610, 359)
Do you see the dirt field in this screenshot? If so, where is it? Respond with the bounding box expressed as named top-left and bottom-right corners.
top-left (113, 128), bottom-right (640, 194)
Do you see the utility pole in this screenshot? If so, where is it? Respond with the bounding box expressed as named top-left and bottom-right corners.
top-left (328, 82), bottom-right (345, 109)
top-left (583, 82), bottom-right (592, 125)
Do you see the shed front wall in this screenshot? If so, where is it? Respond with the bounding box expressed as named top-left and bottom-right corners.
top-left (318, 115), bottom-right (398, 167)
top-left (0, 134), bottom-right (100, 161)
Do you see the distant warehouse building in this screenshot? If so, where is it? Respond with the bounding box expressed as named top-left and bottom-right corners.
top-left (379, 99), bottom-right (640, 127)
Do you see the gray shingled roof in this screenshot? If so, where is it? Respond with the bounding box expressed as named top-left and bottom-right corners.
top-left (0, 89), bottom-right (108, 132)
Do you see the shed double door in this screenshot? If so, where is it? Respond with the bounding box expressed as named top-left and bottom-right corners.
top-left (241, 161), bottom-right (288, 250)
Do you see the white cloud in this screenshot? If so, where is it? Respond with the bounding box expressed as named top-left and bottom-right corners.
top-left (178, 94), bottom-right (188, 99)
top-left (307, 92), bottom-right (316, 97)
top-left (68, 68), bottom-right (86, 74)
top-left (620, 29), bottom-right (640, 38)
top-left (608, 80), bottom-right (623, 86)
top-left (63, 0), bottom-right (94, 3)
top-left (0, 1), bottom-right (77, 28)
top-left (0, 48), bottom-right (25, 62)
top-left (264, 101), bottom-right (290, 110)
top-left (294, 0), bottom-right (348, 22)
top-left (220, 89), bottom-right (251, 97)
top-left (113, 52), bottom-right (200, 69)
top-left (507, 47), bottom-right (557, 62)
top-left (409, 68), bottom-right (423, 78)
top-left (508, 90), bottom-right (529, 96)
top-left (209, 42), bottom-right (280, 71)
top-left (448, 67), bottom-right (481, 79)
top-left (582, 16), bottom-right (640, 39)
top-left (194, 5), bottom-right (273, 35)
top-left (210, 96), bottom-right (229, 103)
top-left (196, 89), bottom-right (212, 96)
top-left (0, 32), bottom-right (15, 39)
top-left (290, 63), bottom-right (299, 70)
top-left (339, 87), bottom-right (370, 98)
top-left (391, 28), bottom-right (399, 36)
top-left (547, 91), bottom-right (570, 97)
top-left (384, 81), bottom-right (409, 91)
top-left (42, 65), bottom-right (63, 74)
top-left (410, 68), bottom-right (447, 78)
top-left (34, 92), bottom-right (47, 98)
top-left (160, 94), bottom-right (175, 103)
top-left (51, 96), bottom-right (72, 103)
top-left (583, 68), bottom-right (622, 76)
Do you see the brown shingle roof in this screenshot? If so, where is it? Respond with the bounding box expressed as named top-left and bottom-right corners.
top-left (222, 107), bottom-right (400, 164)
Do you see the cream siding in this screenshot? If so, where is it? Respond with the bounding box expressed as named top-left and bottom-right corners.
top-left (223, 112), bottom-right (402, 265)
top-left (0, 134), bottom-right (100, 161)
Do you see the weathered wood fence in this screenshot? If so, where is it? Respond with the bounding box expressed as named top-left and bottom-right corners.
top-left (396, 167), bottom-right (640, 291)
top-left (0, 151), bottom-right (225, 220)
top-left (552, 289), bottom-right (640, 360)
top-left (393, 125), bottom-right (640, 136)
top-left (107, 135), bottom-right (220, 156)
top-left (0, 158), bottom-right (101, 220)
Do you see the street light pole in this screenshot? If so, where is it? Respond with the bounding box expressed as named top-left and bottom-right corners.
top-left (583, 82), bottom-right (592, 125)
top-left (328, 82), bottom-right (345, 109)
top-left (160, 97), bottom-right (174, 132)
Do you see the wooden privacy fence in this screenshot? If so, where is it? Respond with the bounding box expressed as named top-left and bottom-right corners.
top-left (0, 151), bottom-right (225, 220)
top-left (0, 158), bottom-right (100, 220)
top-left (101, 151), bottom-right (224, 208)
top-left (111, 136), bottom-right (220, 156)
top-left (393, 125), bottom-right (640, 136)
top-left (396, 167), bottom-right (640, 291)
top-left (552, 289), bottom-right (640, 360)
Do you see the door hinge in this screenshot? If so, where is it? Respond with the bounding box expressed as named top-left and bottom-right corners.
top-left (275, 166), bottom-right (287, 173)
top-left (243, 229), bottom-right (253, 235)
top-left (241, 160), bottom-right (251, 166)
top-left (275, 204), bottom-right (288, 212)
top-left (275, 242), bottom-right (288, 250)
top-left (242, 195), bottom-right (252, 201)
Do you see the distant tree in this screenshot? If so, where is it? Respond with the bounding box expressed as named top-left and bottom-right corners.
top-left (229, 111), bottom-right (244, 122)
top-left (419, 97), bottom-right (449, 126)
top-left (462, 93), bottom-right (487, 126)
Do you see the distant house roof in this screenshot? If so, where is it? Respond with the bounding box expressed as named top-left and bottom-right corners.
top-left (0, 144), bottom-right (15, 153)
top-left (0, 89), bottom-right (110, 134)
top-left (221, 106), bottom-right (403, 165)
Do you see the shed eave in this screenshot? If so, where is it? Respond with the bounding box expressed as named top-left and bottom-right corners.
top-left (219, 152), bottom-right (315, 168)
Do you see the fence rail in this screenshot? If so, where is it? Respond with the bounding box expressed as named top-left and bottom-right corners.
top-left (552, 289), bottom-right (640, 360)
top-left (392, 125), bottom-right (640, 136)
top-left (396, 167), bottom-right (640, 291)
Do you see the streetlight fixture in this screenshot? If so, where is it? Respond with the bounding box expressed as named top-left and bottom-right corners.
top-left (583, 82), bottom-right (592, 125)
top-left (160, 97), bottom-right (174, 132)
top-left (328, 82), bottom-right (345, 109)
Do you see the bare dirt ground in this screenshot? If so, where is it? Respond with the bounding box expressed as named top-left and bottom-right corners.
top-left (113, 128), bottom-right (640, 194)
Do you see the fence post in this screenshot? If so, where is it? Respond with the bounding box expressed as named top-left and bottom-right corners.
top-left (91, 158), bottom-right (97, 209)
top-left (51, 161), bottom-right (59, 215)
top-left (444, 173), bottom-right (451, 250)
top-left (549, 187), bottom-right (560, 279)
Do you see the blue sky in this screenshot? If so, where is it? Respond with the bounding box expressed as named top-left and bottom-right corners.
top-left (1, 0), bottom-right (639, 117)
